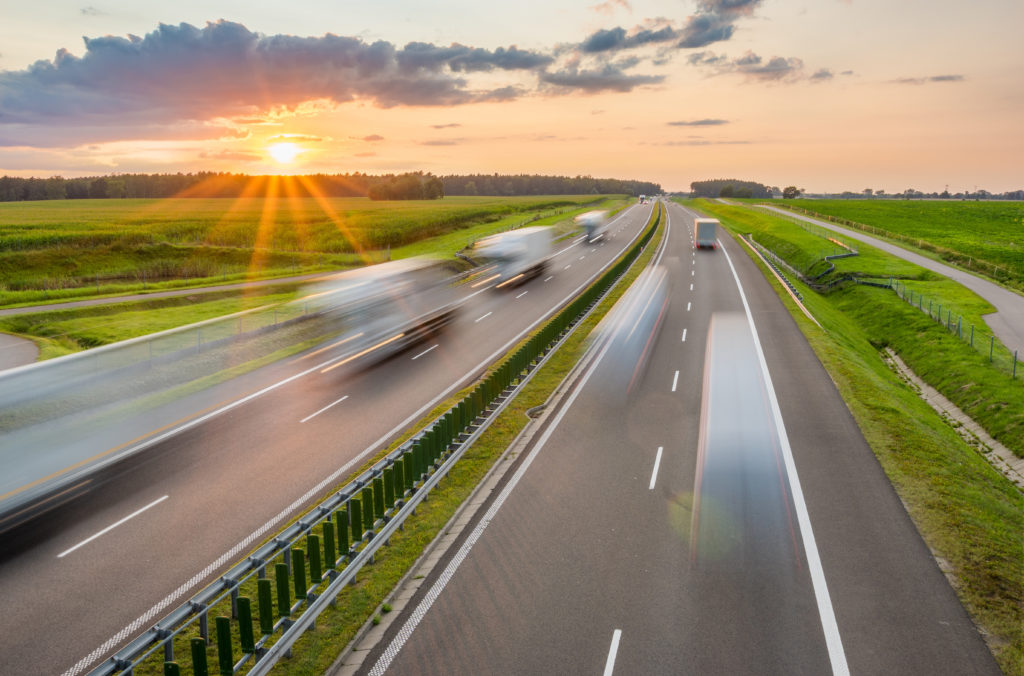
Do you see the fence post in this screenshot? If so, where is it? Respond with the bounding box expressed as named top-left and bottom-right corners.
top-left (257, 578), bottom-right (274, 635)
top-left (238, 597), bottom-right (255, 653)
top-left (275, 563), bottom-right (291, 617)
top-left (970, 324), bottom-right (974, 347)
top-left (191, 638), bottom-right (209, 676)
top-left (323, 521), bottom-right (336, 569)
top-left (308, 534), bottom-right (322, 583)
top-left (337, 507), bottom-right (350, 556)
top-left (215, 617), bottom-right (233, 676)
top-left (350, 499), bottom-right (363, 541)
top-left (292, 547), bottom-right (308, 601)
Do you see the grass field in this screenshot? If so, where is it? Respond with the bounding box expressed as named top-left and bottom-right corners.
top-left (0, 195), bottom-right (611, 306)
top-left (777, 199), bottom-right (1024, 287)
top-left (686, 198), bottom-right (1023, 672)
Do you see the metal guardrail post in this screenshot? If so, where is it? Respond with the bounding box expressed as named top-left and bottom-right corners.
top-left (337, 508), bottom-right (350, 559)
top-left (257, 579), bottom-right (273, 635)
top-left (361, 487), bottom-right (374, 535)
top-left (373, 477), bottom-right (385, 520)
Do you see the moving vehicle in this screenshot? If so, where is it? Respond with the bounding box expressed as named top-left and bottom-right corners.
top-left (575, 210), bottom-right (609, 243)
top-left (304, 257), bottom-right (462, 363)
top-left (475, 226), bottom-right (553, 287)
top-left (695, 218), bottom-right (719, 249)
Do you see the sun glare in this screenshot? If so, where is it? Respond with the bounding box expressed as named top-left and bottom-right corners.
top-left (268, 142), bottom-right (302, 164)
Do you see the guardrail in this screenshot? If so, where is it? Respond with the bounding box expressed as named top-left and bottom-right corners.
top-left (82, 204), bottom-right (662, 676)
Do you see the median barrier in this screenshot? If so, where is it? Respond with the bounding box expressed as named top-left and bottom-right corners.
top-left (85, 204), bottom-right (662, 676)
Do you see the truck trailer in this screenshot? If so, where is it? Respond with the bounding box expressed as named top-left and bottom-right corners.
top-left (694, 218), bottom-right (719, 249)
top-left (475, 226), bottom-right (553, 287)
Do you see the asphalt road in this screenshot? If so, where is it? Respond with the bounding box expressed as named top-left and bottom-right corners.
top-left (0, 332), bottom-right (37, 370)
top-left (0, 203), bottom-right (653, 676)
top-left (760, 204), bottom-right (1024, 355)
top-left (364, 201), bottom-right (999, 675)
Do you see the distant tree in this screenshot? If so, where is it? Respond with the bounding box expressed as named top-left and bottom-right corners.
top-left (783, 186), bottom-right (801, 199)
top-left (863, 188), bottom-right (873, 197)
top-left (876, 189), bottom-right (885, 196)
top-left (463, 180), bottom-right (478, 196)
top-left (719, 185), bottom-right (735, 198)
top-left (89, 178), bottom-right (109, 199)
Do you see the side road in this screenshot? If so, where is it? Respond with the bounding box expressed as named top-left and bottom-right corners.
top-left (759, 204), bottom-right (1024, 354)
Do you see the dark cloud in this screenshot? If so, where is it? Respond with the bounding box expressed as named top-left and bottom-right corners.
top-left (697, 0), bottom-right (761, 16)
top-left (668, 119), bottom-right (729, 126)
top-left (891, 74), bottom-right (965, 85)
top-left (430, 123), bottom-right (462, 129)
top-left (0, 20), bottom-right (553, 146)
top-left (540, 64), bottom-right (663, 92)
top-left (580, 25), bottom-right (677, 53)
top-left (677, 14), bottom-right (735, 48)
top-left (687, 50), bottom-right (805, 82)
top-left (810, 68), bottom-right (833, 81)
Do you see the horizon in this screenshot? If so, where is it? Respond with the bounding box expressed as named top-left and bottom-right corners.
top-left (1, 1), bottom-right (1021, 194)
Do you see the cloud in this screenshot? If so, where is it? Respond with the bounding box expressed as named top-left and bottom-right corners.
top-left (540, 63), bottom-right (663, 92)
top-left (355, 134), bottom-right (385, 142)
top-left (198, 149), bottom-right (261, 162)
top-left (0, 20), bottom-right (554, 146)
top-left (267, 134), bottom-right (323, 143)
top-left (430, 123), bottom-right (462, 129)
top-left (687, 50), bottom-right (806, 82)
top-left (580, 25), bottom-right (677, 53)
top-left (80, 6), bottom-right (105, 16)
top-left (668, 118), bottom-right (729, 126)
top-left (810, 68), bottom-right (833, 81)
top-left (648, 139), bottom-right (750, 146)
top-left (421, 139), bottom-right (462, 146)
top-left (590, 0), bottom-right (632, 14)
top-left (891, 74), bottom-right (966, 85)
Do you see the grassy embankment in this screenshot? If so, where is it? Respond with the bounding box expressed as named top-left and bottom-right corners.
top-left (687, 198), bottom-right (1023, 672)
top-left (128, 204), bottom-right (664, 676)
top-left (0, 197), bottom-right (627, 359)
top-left (0, 195), bottom-right (610, 307)
top-left (773, 199), bottom-right (1024, 290)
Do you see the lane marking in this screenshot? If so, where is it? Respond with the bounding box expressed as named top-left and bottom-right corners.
top-left (690, 283), bottom-right (694, 291)
top-left (692, 269), bottom-right (695, 276)
top-left (515, 291), bottom-right (529, 299)
top-left (649, 447), bottom-right (663, 490)
top-left (411, 344), bottom-right (439, 360)
top-left (64, 207), bottom-right (655, 676)
top-left (369, 315), bottom-right (623, 675)
top-left (579, 255), bottom-right (586, 260)
top-left (720, 244), bottom-right (850, 675)
top-left (300, 395), bottom-right (349, 423)
top-left (603, 629), bottom-right (623, 676)
top-left (58, 495), bottom-right (169, 559)
top-left (544, 276), bottom-right (553, 282)
top-left (671, 370), bottom-right (679, 392)
top-left (681, 328), bottom-right (687, 342)
top-left (564, 264), bottom-right (572, 270)
top-left (475, 312), bottom-right (492, 323)
top-left (687, 302), bottom-right (691, 312)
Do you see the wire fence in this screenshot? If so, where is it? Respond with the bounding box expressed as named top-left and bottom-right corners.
top-left (891, 279), bottom-right (1020, 380)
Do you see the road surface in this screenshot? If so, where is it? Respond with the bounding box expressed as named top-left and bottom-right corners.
top-left (361, 200), bottom-right (998, 675)
top-left (0, 203), bottom-right (653, 676)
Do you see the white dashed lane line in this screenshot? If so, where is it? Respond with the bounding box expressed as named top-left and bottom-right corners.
top-left (411, 344), bottom-right (439, 360)
top-left (58, 495), bottom-right (169, 558)
top-left (475, 312), bottom-right (492, 323)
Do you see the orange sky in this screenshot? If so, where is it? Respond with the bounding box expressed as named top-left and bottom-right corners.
top-left (0, 0), bottom-right (1021, 193)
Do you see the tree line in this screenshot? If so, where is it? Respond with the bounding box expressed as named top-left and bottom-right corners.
top-left (689, 179), bottom-right (773, 199)
top-left (0, 171), bottom-right (661, 202)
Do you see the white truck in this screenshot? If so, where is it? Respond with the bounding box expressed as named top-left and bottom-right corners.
top-left (574, 210), bottom-right (609, 243)
top-left (304, 257), bottom-right (462, 363)
top-left (694, 218), bottom-right (719, 249)
top-left (475, 226), bottom-right (553, 287)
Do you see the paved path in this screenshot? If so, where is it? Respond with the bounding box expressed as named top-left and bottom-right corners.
top-left (761, 205), bottom-right (1024, 354)
top-left (0, 271), bottom-right (338, 318)
top-left (0, 333), bottom-right (38, 370)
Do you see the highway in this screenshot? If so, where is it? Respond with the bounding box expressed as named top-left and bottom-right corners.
top-left (361, 201), bottom-right (999, 674)
top-left (0, 203), bottom-right (653, 676)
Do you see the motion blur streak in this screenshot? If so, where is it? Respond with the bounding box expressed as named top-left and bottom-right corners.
top-left (690, 312), bottom-right (799, 569)
top-left (586, 266), bottom-right (668, 402)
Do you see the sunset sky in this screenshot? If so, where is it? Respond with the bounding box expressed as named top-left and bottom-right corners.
top-left (1, 0), bottom-right (1021, 193)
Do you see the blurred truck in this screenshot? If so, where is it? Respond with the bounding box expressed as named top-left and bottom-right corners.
top-left (303, 257), bottom-right (462, 363)
top-left (574, 210), bottom-right (609, 243)
top-left (475, 226), bottom-right (553, 287)
top-left (695, 218), bottom-right (719, 249)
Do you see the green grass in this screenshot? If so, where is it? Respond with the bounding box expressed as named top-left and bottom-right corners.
top-left (775, 199), bottom-right (1024, 287)
top-left (683, 198), bottom-right (1024, 672)
top-left (0, 195), bottom-right (612, 306)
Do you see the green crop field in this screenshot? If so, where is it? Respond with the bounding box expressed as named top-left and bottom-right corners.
top-left (779, 200), bottom-right (1024, 286)
top-left (0, 195), bottom-right (610, 306)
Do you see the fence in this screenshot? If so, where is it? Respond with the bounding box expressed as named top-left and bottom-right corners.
top-left (83, 204), bottom-right (662, 676)
top-left (891, 280), bottom-right (1019, 380)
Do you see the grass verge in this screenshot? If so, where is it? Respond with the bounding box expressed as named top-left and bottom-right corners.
top-left (683, 198), bottom-right (1024, 673)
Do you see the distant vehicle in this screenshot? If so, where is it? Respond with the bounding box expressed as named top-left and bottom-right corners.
top-left (574, 210), bottom-right (609, 243)
top-left (695, 218), bottom-right (719, 249)
top-left (639, 194), bottom-right (647, 204)
top-left (475, 226), bottom-right (553, 287)
top-left (304, 257), bottom-right (462, 363)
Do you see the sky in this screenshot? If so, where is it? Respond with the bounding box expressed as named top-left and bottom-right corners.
top-left (0, 0), bottom-right (1021, 193)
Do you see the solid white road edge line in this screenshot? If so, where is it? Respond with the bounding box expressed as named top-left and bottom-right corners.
top-left (63, 203), bottom-right (655, 676)
top-left (58, 495), bottom-right (169, 559)
top-left (720, 243), bottom-right (850, 675)
top-left (411, 344), bottom-right (439, 360)
top-left (300, 395), bottom-right (349, 424)
top-left (368, 300), bottom-right (623, 676)
top-left (649, 447), bottom-right (663, 490)
top-left (603, 629), bottom-right (623, 676)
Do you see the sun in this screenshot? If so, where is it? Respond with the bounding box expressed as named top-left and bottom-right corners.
top-left (268, 142), bottom-right (302, 164)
